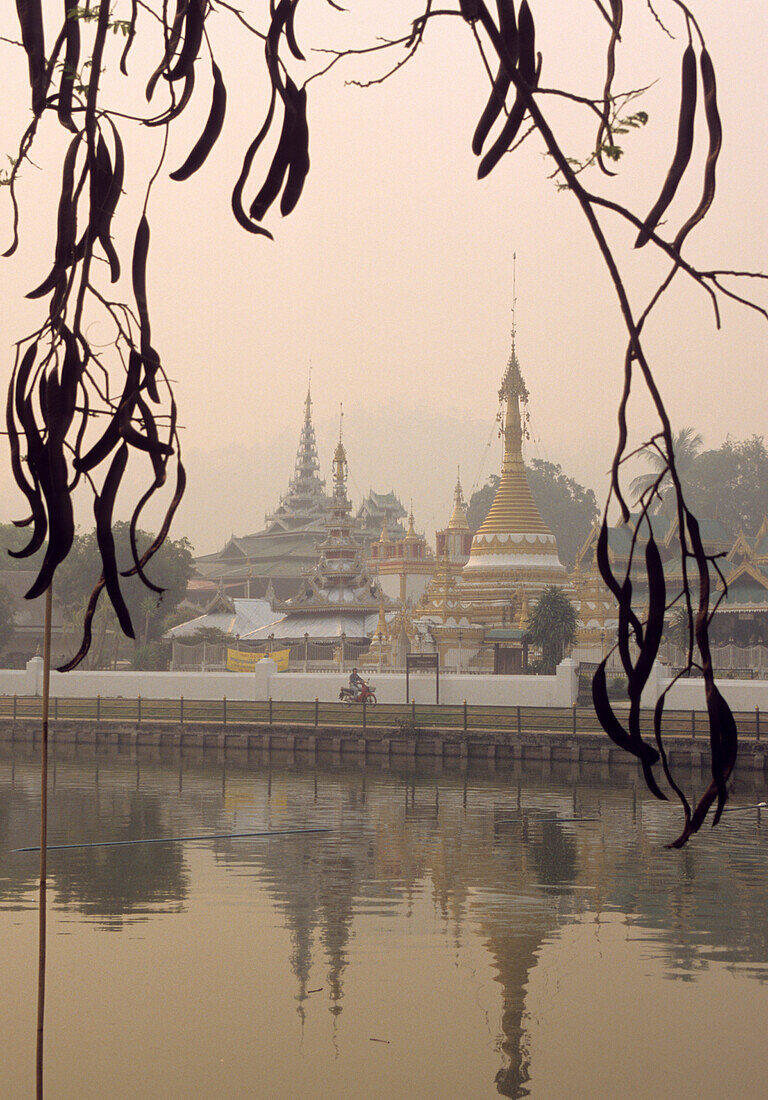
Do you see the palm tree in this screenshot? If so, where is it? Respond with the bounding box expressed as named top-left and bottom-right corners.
top-left (526, 586), bottom-right (578, 673)
top-left (629, 427), bottom-right (703, 514)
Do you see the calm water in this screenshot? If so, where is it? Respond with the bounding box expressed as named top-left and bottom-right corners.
top-left (1, 746), bottom-right (767, 1099)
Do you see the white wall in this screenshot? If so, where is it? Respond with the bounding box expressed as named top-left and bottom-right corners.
top-left (0, 656), bottom-right (580, 707)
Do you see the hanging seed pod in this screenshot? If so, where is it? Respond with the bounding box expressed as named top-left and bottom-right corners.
top-left (635, 43), bottom-right (697, 247)
top-left (673, 48), bottom-right (722, 250)
top-left (16, 0), bottom-right (47, 116)
top-left (472, 0), bottom-right (519, 157)
top-left (170, 61), bottom-right (227, 181)
top-left (58, 0), bottom-right (80, 133)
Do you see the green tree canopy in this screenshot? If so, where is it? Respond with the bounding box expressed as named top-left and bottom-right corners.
top-left (685, 436), bottom-right (768, 538)
top-left (467, 461), bottom-right (598, 570)
top-left (56, 524), bottom-right (193, 664)
top-left (526, 586), bottom-right (578, 674)
top-left (0, 584), bottom-right (15, 651)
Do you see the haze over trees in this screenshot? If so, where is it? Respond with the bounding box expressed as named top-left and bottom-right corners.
top-left (631, 432), bottom-right (768, 537)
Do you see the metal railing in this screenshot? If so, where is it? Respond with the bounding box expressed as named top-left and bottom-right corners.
top-left (0, 694), bottom-right (763, 740)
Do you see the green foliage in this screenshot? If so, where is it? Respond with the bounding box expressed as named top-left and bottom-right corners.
top-left (685, 435), bottom-right (768, 537)
top-left (525, 585), bottom-right (578, 674)
top-left (554, 105), bottom-right (649, 190)
top-left (130, 643), bottom-right (168, 671)
top-left (183, 626), bottom-right (234, 646)
top-left (56, 523), bottom-right (193, 662)
top-left (0, 584), bottom-right (15, 650)
top-left (0, 523), bottom-right (47, 572)
top-left (467, 460), bottom-right (598, 570)
top-left (632, 431), bottom-right (768, 537)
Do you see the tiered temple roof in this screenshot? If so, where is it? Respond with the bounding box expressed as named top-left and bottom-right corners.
top-left (249, 432), bottom-right (393, 642)
top-left (265, 388), bottom-right (329, 533)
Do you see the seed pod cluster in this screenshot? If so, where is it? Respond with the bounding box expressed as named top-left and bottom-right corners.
top-left (8, 2), bottom-right (185, 668)
top-left (595, 499), bottom-right (738, 847)
top-left (636, 41), bottom-right (722, 251)
top-left (472, 1), bottom-right (541, 179)
top-left (232, 0), bottom-right (311, 237)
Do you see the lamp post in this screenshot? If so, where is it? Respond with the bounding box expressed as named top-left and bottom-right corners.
top-left (457, 629), bottom-right (463, 673)
top-left (304, 632), bottom-right (309, 673)
top-left (340, 631), bottom-right (346, 672)
top-left (377, 631), bottom-right (383, 673)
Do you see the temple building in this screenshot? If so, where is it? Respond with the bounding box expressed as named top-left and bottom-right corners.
top-left (368, 509), bottom-right (435, 604)
top-left (573, 512), bottom-right (768, 661)
top-left (192, 387), bottom-right (408, 606)
top-left (244, 429), bottom-right (394, 659)
top-left (412, 336), bottom-right (569, 671)
top-left (435, 474), bottom-right (473, 573)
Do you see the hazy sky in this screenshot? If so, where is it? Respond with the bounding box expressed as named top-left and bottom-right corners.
top-left (1, 2), bottom-right (766, 555)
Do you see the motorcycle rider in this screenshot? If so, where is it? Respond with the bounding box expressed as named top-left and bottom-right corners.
top-left (349, 667), bottom-right (365, 701)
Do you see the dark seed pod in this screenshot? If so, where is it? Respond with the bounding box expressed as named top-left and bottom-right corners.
top-left (16, 0), bottom-right (47, 116)
top-left (95, 443), bottom-right (135, 637)
top-left (58, 0), bottom-right (81, 133)
top-left (27, 134), bottom-right (82, 300)
top-left (673, 48), bottom-right (722, 250)
top-left (635, 43), bottom-right (697, 248)
top-left (120, 0), bottom-right (138, 75)
top-left (280, 87), bottom-right (310, 216)
top-left (459, 0), bottom-right (481, 22)
top-left (472, 0), bottom-right (518, 157)
top-left (170, 61), bottom-right (227, 181)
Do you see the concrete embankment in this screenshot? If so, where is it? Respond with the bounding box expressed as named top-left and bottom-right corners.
top-left (2, 718), bottom-right (766, 773)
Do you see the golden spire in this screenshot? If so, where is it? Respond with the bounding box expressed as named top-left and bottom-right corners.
top-left (474, 337), bottom-right (552, 538)
top-left (405, 506), bottom-right (419, 542)
top-left (379, 520), bottom-right (388, 543)
top-left (447, 468), bottom-right (469, 531)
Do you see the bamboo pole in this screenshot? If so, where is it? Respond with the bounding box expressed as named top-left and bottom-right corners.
top-left (37, 586), bottom-right (52, 1099)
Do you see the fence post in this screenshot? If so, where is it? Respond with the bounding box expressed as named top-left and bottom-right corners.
top-left (314, 697), bottom-right (319, 728)
top-left (463, 700), bottom-right (467, 734)
top-left (412, 699), bottom-right (416, 723)
top-left (691, 709), bottom-right (695, 739)
top-left (517, 705), bottom-right (521, 737)
top-left (572, 704), bottom-right (577, 736)
top-left (137, 695), bottom-right (142, 725)
top-left (223, 696), bottom-right (227, 726)
top-left (756, 705), bottom-right (760, 742)
top-left (54, 697), bottom-right (58, 722)
top-left (13, 694), bottom-right (17, 721)
top-left (362, 697), bottom-right (367, 730)
top-left (97, 694), bottom-right (101, 725)
top-left (269, 696), bottom-right (273, 726)
top-left (180, 695), bottom-right (184, 725)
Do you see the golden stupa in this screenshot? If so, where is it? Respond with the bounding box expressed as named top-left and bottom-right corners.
top-left (458, 338), bottom-right (569, 626)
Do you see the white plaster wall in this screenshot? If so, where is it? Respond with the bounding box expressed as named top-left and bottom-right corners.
top-left (0, 668), bottom-right (36, 696)
top-left (264, 660), bottom-right (578, 706)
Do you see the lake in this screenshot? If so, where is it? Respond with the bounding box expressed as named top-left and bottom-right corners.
top-left (1, 745), bottom-right (767, 1098)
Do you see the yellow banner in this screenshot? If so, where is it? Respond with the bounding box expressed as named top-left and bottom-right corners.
top-left (226, 648), bottom-right (290, 673)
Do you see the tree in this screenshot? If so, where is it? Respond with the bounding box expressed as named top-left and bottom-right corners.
top-left (685, 435), bottom-right (768, 537)
top-left (467, 461), bottom-right (598, 570)
top-left (630, 427), bottom-right (703, 515)
top-left (0, 584), bottom-right (15, 651)
top-left (525, 586), bottom-right (578, 674)
top-left (55, 524), bottom-right (193, 668)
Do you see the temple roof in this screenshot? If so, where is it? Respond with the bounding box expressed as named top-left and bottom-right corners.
top-left (264, 384), bottom-right (330, 533)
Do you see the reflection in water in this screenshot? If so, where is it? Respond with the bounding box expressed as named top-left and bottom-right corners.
top-left (0, 746), bottom-right (767, 1097)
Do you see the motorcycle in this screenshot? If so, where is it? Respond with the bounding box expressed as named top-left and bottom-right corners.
top-left (339, 681), bottom-right (377, 704)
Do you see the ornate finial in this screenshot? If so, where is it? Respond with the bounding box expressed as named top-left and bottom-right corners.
top-left (332, 404), bottom-right (348, 492)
